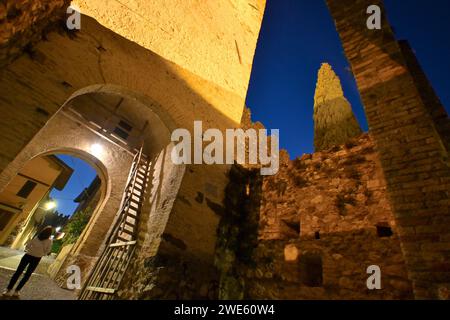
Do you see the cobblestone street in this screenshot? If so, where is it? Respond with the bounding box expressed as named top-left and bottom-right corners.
top-left (0, 247), bottom-right (75, 300)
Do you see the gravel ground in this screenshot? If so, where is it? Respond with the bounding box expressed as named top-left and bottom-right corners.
top-left (0, 247), bottom-right (76, 300)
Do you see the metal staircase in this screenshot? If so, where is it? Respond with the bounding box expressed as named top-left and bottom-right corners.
top-left (79, 146), bottom-right (149, 300)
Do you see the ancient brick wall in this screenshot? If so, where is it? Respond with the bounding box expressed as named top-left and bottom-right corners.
top-left (218, 135), bottom-right (413, 299)
top-left (327, 0), bottom-right (450, 299)
top-left (398, 40), bottom-right (450, 151)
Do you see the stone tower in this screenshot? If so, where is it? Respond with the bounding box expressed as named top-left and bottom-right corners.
top-left (313, 63), bottom-right (362, 151)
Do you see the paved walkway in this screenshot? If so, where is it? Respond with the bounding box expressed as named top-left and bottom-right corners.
top-left (0, 247), bottom-right (76, 300)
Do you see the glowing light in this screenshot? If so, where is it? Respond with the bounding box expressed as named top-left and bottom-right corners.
top-left (44, 201), bottom-right (57, 210)
top-left (56, 232), bottom-right (65, 240)
top-left (90, 143), bottom-right (104, 157)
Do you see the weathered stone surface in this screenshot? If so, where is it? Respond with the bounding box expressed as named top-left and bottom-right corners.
top-left (73, 0), bottom-right (266, 104)
top-left (218, 134), bottom-right (414, 299)
top-left (0, 0), bottom-right (71, 67)
top-left (327, 0), bottom-right (450, 299)
top-left (261, 134), bottom-right (394, 239)
top-left (1, 0), bottom-right (449, 301)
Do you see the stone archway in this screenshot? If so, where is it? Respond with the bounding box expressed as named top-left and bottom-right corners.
top-left (0, 84), bottom-right (186, 296)
top-left (3, 149), bottom-right (108, 280)
top-left (1, 12), bottom-right (241, 299)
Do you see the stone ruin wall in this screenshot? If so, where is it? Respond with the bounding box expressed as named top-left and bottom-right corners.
top-left (217, 133), bottom-right (414, 299)
top-left (0, 0), bottom-right (71, 67)
top-left (261, 134), bottom-right (393, 240)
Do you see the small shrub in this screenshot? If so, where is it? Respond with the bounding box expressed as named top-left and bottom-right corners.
top-left (61, 206), bottom-right (93, 246)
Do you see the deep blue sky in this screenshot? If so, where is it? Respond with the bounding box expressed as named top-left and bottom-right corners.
top-left (246, 0), bottom-right (450, 158)
top-left (49, 154), bottom-right (97, 216)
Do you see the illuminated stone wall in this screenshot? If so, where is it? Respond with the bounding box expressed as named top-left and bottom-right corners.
top-left (73, 0), bottom-right (266, 107)
top-left (217, 135), bottom-right (413, 299)
top-left (327, 0), bottom-right (450, 299)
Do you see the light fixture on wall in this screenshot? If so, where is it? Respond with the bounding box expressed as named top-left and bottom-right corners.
top-left (90, 143), bottom-right (104, 157)
top-left (44, 200), bottom-right (57, 211)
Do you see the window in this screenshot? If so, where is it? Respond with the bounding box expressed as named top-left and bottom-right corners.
top-left (113, 120), bottom-right (133, 141)
top-left (283, 219), bottom-right (300, 235)
top-left (113, 127), bottom-right (129, 140)
top-left (376, 225), bottom-right (393, 238)
top-left (0, 210), bottom-right (14, 231)
top-left (16, 180), bottom-right (37, 198)
top-left (300, 253), bottom-right (323, 287)
top-left (314, 231), bottom-right (320, 240)
top-left (118, 120), bottom-right (132, 132)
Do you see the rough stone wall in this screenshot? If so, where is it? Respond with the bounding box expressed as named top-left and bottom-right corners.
top-left (0, 0), bottom-right (70, 67)
top-left (117, 163), bottom-right (233, 299)
top-left (260, 134), bottom-right (393, 240)
top-left (217, 134), bottom-right (414, 299)
top-left (327, 0), bottom-right (450, 299)
top-left (73, 0), bottom-right (266, 107)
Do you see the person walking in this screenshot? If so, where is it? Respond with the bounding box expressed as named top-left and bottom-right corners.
top-left (2, 226), bottom-right (53, 298)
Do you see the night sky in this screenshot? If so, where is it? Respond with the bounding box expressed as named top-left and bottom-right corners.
top-left (49, 1), bottom-right (450, 216)
top-left (49, 154), bottom-right (97, 217)
top-left (246, 0), bottom-right (450, 158)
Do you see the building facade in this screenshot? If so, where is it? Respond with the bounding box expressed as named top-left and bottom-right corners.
top-left (0, 155), bottom-right (73, 248)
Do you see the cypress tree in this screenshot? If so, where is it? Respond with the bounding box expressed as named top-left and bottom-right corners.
top-left (313, 63), bottom-right (362, 151)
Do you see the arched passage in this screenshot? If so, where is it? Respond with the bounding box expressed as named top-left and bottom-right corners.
top-left (0, 151), bottom-right (106, 249)
top-left (1, 14), bottom-right (239, 300)
top-left (0, 84), bottom-right (186, 297)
